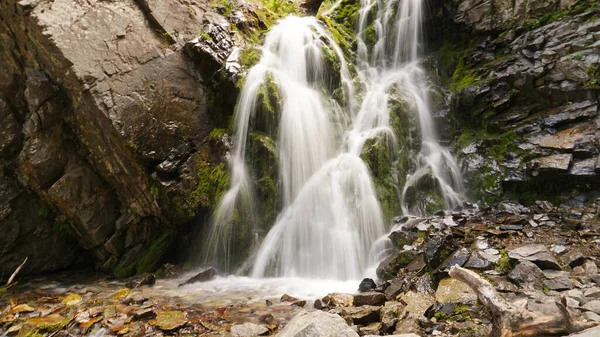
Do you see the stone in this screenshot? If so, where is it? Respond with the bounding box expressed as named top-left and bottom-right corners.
top-left (465, 250), bottom-right (493, 269)
top-left (435, 278), bottom-right (477, 305)
top-left (178, 267), bottom-right (217, 286)
top-left (583, 312), bottom-right (600, 322)
top-left (566, 326), bottom-right (600, 337)
top-left (341, 306), bottom-right (381, 325)
top-left (508, 260), bottom-right (545, 289)
top-left (384, 279), bottom-right (404, 300)
top-left (584, 287), bottom-right (600, 299)
top-left (322, 293), bottom-right (354, 307)
top-left (437, 248), bottom-right (470, 272)
top-left (582, 300), bottom-right (600, 314)
top-left (508, 244), bottom-right (561, 270)
top-left (377, 250), bottom-right (418, 280)
top-left (542, 270), bottom-right (573, 290)
top-left (537, 154), bottom-right (572, 171)
top-left (358, 278), bottom-right (377, 292)
top-left (359, 322), bottom-right (382, 335)
top-left (563, 249), bottom-right (585, 268)
top-left (281, 294), bottom-right (300, 302)
top-left (276, 311), bottom-right (359, 337)
top-left (380, 303), bottom-right (404, 332)
top-left (399, 292), bottom-right (435, 318)
top-left (353, 292), bottom-right (387, 306)
top-left (230, 322), bottom-right (269, 337)
top-left (152, 311), bottom-right (187, 331)
top-left (584, 261), bottom-right (599, 276)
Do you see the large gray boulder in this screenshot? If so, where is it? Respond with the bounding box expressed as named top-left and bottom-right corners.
top-left (277, 311), bottom-right (359, 337)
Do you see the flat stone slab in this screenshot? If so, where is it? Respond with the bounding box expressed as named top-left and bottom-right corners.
top-left (508, 244), bottom-right (561, 270)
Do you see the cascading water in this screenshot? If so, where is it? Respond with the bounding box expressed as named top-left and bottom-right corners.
top-left (205, 0), bottom-right (464, 280)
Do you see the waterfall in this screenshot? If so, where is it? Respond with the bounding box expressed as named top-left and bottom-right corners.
top-left (204, 0), bottom-right (464, 279)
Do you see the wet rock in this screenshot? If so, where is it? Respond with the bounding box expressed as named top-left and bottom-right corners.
top-left (537, 154), bottom-right (572, 171)
top-left (437, 248), bottom-right (470, 272)
top-left (376, 250), bottom-right (418, 280)
top-left (230, 322), bottom-right (269, 337)
top-left (508, 244), bottom-right (561, 270)
top-left (151, 311), bottom-right (187, 331)
top-left (322, 293), bottom-right (354, 307)
top-left (358, 278), bottom-right (377, 292)
top-left (508, 260), bottom-right (545, 289)
top-left (133, 308), bottom-right (156, 320)
top-left (435, 278), bottom-right (477, 305)
top-left (281, 294), bottom-right (299, 303)
top-left (353, 292), bottom-right (387, 306)
top-left (277, 311), bottom-right (359, 337)
top-left (178, 267), bottom-right (217, 286)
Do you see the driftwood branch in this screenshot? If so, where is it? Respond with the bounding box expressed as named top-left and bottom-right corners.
top-left (449, 265), bottom-right (599, 337)
top-left (6, 257), bottom-right (27, 286)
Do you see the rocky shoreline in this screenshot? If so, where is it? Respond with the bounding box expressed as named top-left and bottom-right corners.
top-left (2, 196), bottom-right (600, 336)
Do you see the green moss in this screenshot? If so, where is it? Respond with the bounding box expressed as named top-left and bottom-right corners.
top-left (416, 231), bottom-right (428, 239)
top-left (424, 193), bottom-right (445, 216)
top-left (240, 47), bottom-right (261, 69)
top-left (434, 311), bottom-right (449, 321)
top-left (150, 185), bottom-right (159, 201)
top-left (37, 206), bottom-right (50, 218)
top-left (543, 284), bottom-right (550, 294)
top-left (209, 128), bottom-right (229, 140)
top-left (53, 221), bottom-right (75, 240)
top-left (495, 249), bottom-right (515, 273)
top-left (248, 132), bottom-right (280, 231)
top-left (113, 261), bottom-right (137, 279)
top-left (360, 136), bottom-right (400, 224)
top-left (190, 161), bottom-right (230, 212)
top-left (136, 229), bottom-right (177, 274)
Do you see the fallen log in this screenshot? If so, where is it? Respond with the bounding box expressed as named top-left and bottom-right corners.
top-left (449, 265), bottom-right (599, 337)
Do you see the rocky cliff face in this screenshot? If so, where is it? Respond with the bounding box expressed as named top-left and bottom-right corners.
top-left (431, 0), bottom-right (599, 203)
top-left (0, 0), bottom-right (250, 278)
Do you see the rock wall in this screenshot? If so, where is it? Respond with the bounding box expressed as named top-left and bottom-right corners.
top-left (0, 0), bottom-right (245, 278)
top-left (431, 0), bottom-right (600, 202)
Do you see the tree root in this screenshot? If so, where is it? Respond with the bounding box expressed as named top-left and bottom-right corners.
top-left (449, 265), bottom-right (599, 337)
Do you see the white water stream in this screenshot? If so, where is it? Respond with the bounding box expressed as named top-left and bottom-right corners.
top-left (204, 0), bottom-right (464, 283)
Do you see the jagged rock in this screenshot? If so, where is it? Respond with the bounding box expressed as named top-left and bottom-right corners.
top-left (231, 322), bottom-right (269, 337)
top-left (277, 311), bottom-right (359, 337)
top-left (341, 306), bottom-right (381, 325)
top-left (582, 300), bottom-right (600, 314)
top-left (384, 279), bottom-right (405, 300)
top-left (353, 292), bottom-right (387, 307)
top-left (178, 267), bottom-right (217, 286)
top-left (508, 244), bottom-right (561, 270)
top-left (465, 250), bottom-right (494, 269)
top-left (380, 303), bottom-right (404, 332)
top-left (508, 260), bottom-right (545, 289)
top-left (437, 248), bottom-right (470, 272)
top-left (542, 270), bottom-right (573, 290)
top-left (563, 249), bottom-right (585, 268)
top-left (399, 291), bottom-right (435, 318)
top-left (322, 293), bottom-right (354, 307)
top-left (584, 288), bottom-right (600, 299)
top-left (358, 278), bottom-right (377, 292)
top-left (377, 250), bottom-right (419, 280)
top-left (359, 322), bottom-right (382, 335)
